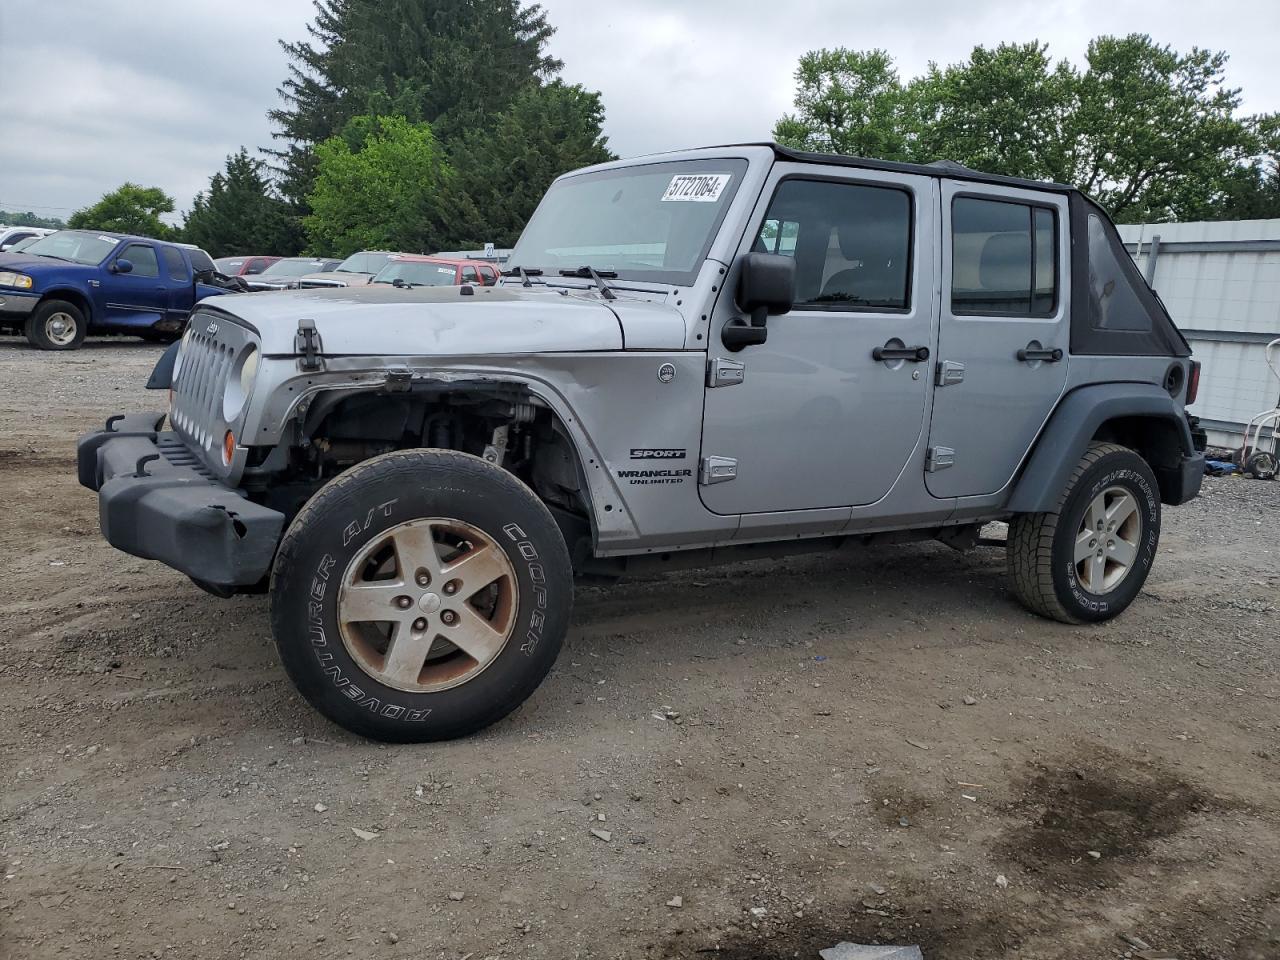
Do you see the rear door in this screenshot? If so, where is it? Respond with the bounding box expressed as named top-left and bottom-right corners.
top-left (924, 182), bottom-right (1070, 498)
top-left (699, 165), bottom-right (936, 514)
top-left (98, 241), bottom-right (168, 327)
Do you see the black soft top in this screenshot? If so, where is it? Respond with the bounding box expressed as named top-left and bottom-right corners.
top-left (759, 141), bottom-right (1078, 194)
top-left (717, 142), bottom-right (1189, 359)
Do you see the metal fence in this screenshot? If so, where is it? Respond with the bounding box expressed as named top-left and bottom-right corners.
top-left (1118, 219), bottom-right (1280, 448)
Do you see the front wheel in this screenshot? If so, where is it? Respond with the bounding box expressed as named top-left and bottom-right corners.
top-left (1008, 442), bottom-right (1161, 624)
top-left (25, 299), bottom-right (87, 350)
top-left (270, 449), bottom-right (573, 742)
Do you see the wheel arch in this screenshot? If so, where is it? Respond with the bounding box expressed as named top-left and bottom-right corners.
top-left (38, 287), bottom-right (94, 325)
top-left (291, 377), bottom-right (609, 558)
top-left (1006, 382), bottom-right (1197, 513)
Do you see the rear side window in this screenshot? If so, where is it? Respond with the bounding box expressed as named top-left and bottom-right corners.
top-left (755, 179), bottom-right (912, 310)
top-left (161, 247), bottom-right (187, 281)
top-left (1087, 214), bottom-right (1150, 332)
top-left (120, 243), bottom-right (160, 278)
top-left (461, 266), bottom-right (478, 283)
top-left (951, 197), bottom-right (1057, 316)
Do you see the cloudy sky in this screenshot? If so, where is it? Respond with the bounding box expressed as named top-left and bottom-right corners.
top-left (1, 0), bottom-right (1277, 223)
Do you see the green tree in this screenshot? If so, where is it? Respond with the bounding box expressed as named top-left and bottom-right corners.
top-left (910, 42), bottom-right (1077, 183)
top-left (773, 49), bottom-right (914, 160)
top-left (304, 115), bottom-right (474, 255)
top-left (269, 0), bottom-right (562, 205)
top-left (67, 184), bottom-right (176, 237)
top-left (774, 35), bottom-right (1277, 223)
top-left (452, 82), bottom-right (614, 247)
top-left (1069, 35), bottom-right (1269, 221)
top-left (0, 210), bottom-right (65, 229)
top-left (183, 149), bottom-right (304, 257)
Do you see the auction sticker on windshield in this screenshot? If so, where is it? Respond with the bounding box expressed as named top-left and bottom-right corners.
top-left (662, 174), bottom-right (731, 202)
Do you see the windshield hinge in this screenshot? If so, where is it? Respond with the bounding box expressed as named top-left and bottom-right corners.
top-left (295, 319), bottom-right (324, 372)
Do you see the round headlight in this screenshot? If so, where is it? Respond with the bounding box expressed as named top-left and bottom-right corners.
top-left (222, 345), bottom-right (259, 422)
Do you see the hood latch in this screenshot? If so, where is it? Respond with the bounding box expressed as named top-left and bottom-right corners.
top-left (295, 318), bottom-right (324, 372)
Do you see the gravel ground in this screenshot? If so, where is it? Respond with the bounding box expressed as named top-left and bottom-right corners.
top-left (1, 336), bottom-right (1278, 960)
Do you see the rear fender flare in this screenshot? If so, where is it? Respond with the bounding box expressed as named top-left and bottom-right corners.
top-left (1006, 383), bottom-right (1194, 513)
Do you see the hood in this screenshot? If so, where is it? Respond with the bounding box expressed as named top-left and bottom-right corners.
top-left (296, 271), bottom-right (374, 286)
top-left (0, 253), bottom-right (94, 274)
top-left (201, 284), bottom-right (629, 355)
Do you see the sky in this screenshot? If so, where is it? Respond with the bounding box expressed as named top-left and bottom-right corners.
top-left (1, 0), bottom-right (1278, 224)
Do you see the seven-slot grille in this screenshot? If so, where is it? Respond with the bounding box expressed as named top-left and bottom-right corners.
top-left (169, 318), bottom-right (255, 467)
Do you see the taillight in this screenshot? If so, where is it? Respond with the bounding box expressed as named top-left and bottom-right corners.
top-left (1186, 361), bottom-right (1201, 406)
top-left (222, 430), bottom-right (236, 466)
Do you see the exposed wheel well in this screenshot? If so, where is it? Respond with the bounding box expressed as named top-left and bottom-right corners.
top-left (249, 383), bottom-right (597, 558)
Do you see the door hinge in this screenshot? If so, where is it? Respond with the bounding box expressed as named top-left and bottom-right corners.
top-left (707, 357), bottom-right (745, 388)
top-left (700, 456), bottom-right (738, 485)
top-left (935, 360), bottom-right (965, 387)
top-left (925, 446), bottom-right (955, 472)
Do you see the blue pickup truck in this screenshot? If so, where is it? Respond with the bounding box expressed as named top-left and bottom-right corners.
top-left (0, 230), bottom-right (230, 350)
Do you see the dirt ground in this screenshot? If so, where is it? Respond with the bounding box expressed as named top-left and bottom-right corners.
top-left (1, 336), bottom-right (1278, 960)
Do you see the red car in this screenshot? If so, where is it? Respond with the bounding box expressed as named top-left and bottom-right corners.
top-left (213, 255), bottom-right (282, 277)
top-left (370, 255), bottom-right (502, 288)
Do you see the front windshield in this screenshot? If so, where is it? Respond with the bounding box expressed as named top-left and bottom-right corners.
top-left (22, 230), bottom-right (119, 265)
top-left (372, 260), bottom-right (458, 287)
top-left (262, 258), bottom-right (332, 277)
top-left (509, 158), bottom-right (748, 285)
top-left (337, 252), bottom-right (393, 274)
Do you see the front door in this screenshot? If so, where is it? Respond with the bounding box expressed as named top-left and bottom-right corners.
top-left (924, 182), bottom-right (1071, 498)
top-left (98, 241), bottom-right (168, 328)
top-left (699, 165), bottom-right (937, 515)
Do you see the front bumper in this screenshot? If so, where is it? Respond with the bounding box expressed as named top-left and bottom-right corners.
top-left (77, 412), bottom-right (285, 588)
top-left (0, 290), bottom-right (39, 319)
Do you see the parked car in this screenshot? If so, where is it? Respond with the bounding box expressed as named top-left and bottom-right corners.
top-left (371, 254), bottom-right (501, 288)
top-left (243, 257), bottom-right (342, 291)
top-left (78, 143), bottom-right (1204, 742)
top-left (0, 225), bottom-right (55, 252)
top-left (4, 234), bottom-right (43, 254)
top-left (0, 229), bottom-right (231, 349)
top-left (215, 255), bottom-right (282, 277)
top-left (295, 251), bottom-right (405, 288)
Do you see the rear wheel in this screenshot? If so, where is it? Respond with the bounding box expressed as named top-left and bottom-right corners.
top-left (1008, 442), bottom-right (1161, 623)
top-left (25, 299), bottom-right (87, 350)
top-left (270, 449), bottom-right (572, 742)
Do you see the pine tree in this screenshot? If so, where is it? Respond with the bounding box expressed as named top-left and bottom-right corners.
top-left (268, 0), bottom-right (561, 206)
top-left (183, 150), bottom-right (304, 257)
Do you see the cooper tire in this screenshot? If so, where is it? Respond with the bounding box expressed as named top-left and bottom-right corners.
top-left (25, 299), bottom-right (87, 350)
top-left (1008, 442), bottom-right (1161, 624)
top-left (270, 449), bottom-right (572, 742)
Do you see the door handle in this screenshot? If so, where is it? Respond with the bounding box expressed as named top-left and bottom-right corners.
top-left (872, 343), bottom-right (930, 362)
top-left (1016, 344), bottom-right (1063, 363)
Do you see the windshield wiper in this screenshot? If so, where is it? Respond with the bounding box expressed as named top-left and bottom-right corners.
top-left (33, 253), bottom-right (72, 262)
top-left (559, 265), bottom-right (617, 300)
top-left (500, 265), bottom-right (543, 287)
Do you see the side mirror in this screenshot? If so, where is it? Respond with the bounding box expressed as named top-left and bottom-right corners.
top-left (112, 258), bottom-right (134, 274)
top-left (722, 252), bottom-right (795, 351)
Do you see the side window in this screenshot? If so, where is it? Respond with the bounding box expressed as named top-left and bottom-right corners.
top-left (951, 197), bottom-right (1057, 317)
top-left (160, 247), bottom-right (187, 281)
top-left (461, 266), bottom-right (479, 283)
top-left (480, 266), bottom-right (498, 285)
top-left (246, 258), bottom-right (267, 275)
top-left (755, 179), bottom-right (912, 310)
top-left (1086, 214), bottom-right (1149, 331)
top-left (120, 243), bottom-right (160, 278)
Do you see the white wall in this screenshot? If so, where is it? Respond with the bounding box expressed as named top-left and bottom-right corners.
top-left (1117, 219), bottom-right (1280, 449)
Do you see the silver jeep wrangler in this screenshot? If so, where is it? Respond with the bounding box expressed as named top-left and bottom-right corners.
top-left (78, 143), bottom-right (1204, 741)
